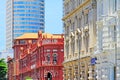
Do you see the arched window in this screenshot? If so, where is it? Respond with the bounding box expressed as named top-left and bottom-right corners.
top-left (53, 54), bottom-right (57, 64)
top-left (47, 54), bottom-right (50, 63)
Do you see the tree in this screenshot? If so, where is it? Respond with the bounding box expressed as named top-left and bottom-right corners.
top-left (0, 58), bottom-right (7, 80)
top-left (25, 76), bottom-right (33, 80)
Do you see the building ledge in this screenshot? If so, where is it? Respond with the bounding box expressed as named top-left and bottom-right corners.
top-left (62, 0), bottom-right (91, 21)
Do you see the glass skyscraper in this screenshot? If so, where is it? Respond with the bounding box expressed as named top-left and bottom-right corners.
top-left (6, 0), bottom-right (45, 50)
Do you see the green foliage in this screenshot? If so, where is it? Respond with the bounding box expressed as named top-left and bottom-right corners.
top-left (0, 58), bottom-right (7, 80)
top-left (25, 76), bottom-right (32, 79)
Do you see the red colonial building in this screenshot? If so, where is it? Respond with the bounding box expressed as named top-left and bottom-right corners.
top-left (7, 57), bottom-right (14, 80)
top-left (12, 31), bottom-right (64, 80)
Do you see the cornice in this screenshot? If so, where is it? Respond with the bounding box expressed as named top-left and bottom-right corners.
top-left (62, 0), bottom-right (91, 21)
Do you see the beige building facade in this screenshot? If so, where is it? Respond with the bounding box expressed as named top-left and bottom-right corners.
top-left (63, 0), bottom-right (97, 80)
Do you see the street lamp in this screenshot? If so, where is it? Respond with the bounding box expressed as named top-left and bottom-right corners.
top-left (76, 28), bottom-right (82, 80)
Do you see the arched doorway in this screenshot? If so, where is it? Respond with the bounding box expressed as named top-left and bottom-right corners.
top-left (46, 72), bottom-right (52, 80)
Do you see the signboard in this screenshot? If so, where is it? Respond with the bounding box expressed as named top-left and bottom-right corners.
top-left (91, 58), bottom-right (97, 65)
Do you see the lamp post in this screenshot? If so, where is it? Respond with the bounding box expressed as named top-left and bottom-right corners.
top-left (114, 36), bottom-right (117, 80)
top-left (77, 28), bottom-right (81, 80)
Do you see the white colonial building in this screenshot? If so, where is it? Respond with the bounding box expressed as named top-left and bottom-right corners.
top-left (93, 0), bottom-right (120, 80)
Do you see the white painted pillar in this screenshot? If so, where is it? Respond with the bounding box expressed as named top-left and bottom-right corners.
top-left (117, 10), bottom-right (120, 47)
top-left (109, 66), bottom-right (114, 80)
top-left (96, 21), bottom-right (103, 52)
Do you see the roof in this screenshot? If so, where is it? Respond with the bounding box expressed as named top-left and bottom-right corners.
top-left (42, 33), bottom-right (63, 38)
top-left (16, 33), bottom-right (38, 39)
top-left (15, 32), bottom-right (63, 40)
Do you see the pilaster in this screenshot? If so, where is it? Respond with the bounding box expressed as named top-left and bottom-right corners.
top-left (96, 21), bottom-right (103, 52)
top-left (117, 10), bottom-right (120, 47)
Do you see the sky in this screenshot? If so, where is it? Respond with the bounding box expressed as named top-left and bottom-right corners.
top-left (0, 0), bottom-right (63, 52)
top-left (45, 0), bottom-right (63, 34)
top-left (0, 0), bottom-right (6, 52)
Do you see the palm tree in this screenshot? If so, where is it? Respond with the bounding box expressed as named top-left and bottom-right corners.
top-left (0, 58), bottom-right (7, 80)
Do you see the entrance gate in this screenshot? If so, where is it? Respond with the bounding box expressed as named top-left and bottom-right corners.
top-left (46, 72), bottom-right (52, 80)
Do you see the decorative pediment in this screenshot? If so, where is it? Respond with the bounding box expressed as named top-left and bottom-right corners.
top-left (70, 32), bottom-right (75, 38)
top-left (76, 28), bottom-right (82, 35)
top-left (83, 32), bottom-right (89, 38)
top-left (83, 9), bottom-right (89, 15)
top-left (84, 26), bottom-right (89, 32)
top-left (65, 36), bottom-right (69, 42)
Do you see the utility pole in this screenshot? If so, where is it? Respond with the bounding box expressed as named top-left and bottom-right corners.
top-left (114, 25), bottom-right (117, 80)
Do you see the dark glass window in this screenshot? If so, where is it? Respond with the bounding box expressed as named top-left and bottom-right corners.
top-left (47, 54), bottom-right (50, 63)
top-left (19, 40), bottom-right (25, 44)
top-left (53, 54), bottom-right (57, 64)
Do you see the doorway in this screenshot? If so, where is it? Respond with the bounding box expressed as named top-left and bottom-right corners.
top-left (46, 72), bottom-right (52, 80)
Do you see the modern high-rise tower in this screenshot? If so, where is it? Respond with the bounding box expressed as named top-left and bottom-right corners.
top-left (6, 0), bottom-right (45, 50)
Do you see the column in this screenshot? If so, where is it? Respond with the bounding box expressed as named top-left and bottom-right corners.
top-left (69, 37), bottom-right (72, 57)
top-left (75, 32), bottom-right (78, 55)
top-left (109, 65), bottom-right (114, 80)
top-left (88, 65), bottom-right (94, 80)
top-left (96, 21), bottom-right (103, 52)
top-left (116, 66), bottom-right (120, 80)
top-left (117, 10), bottom-right (120, 47)
top-left (117, 0), bottom-right (120, 10)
